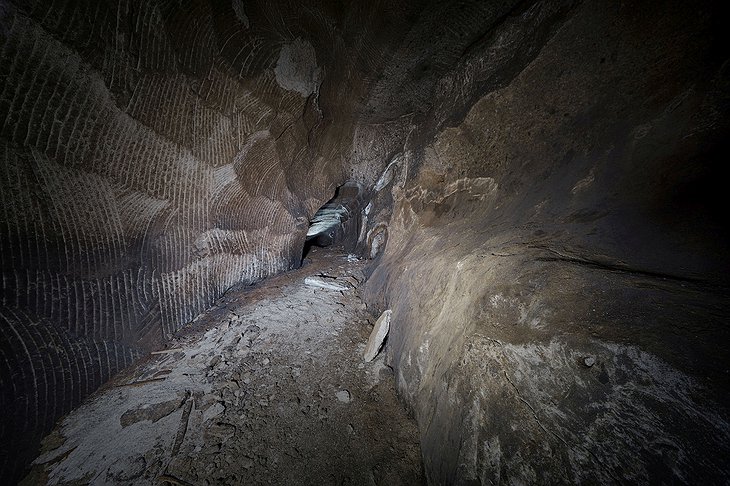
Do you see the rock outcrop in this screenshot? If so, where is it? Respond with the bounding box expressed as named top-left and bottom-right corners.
top-left (363, 1), bottom-right (730, 483)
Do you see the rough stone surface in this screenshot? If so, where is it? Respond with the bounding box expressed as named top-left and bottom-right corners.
top-left (1, 0), bottom-right (728, 483)
top-left (303, 276), bottom-right (349, 291)
top-left (274, 38), bottom-right (322, 97)
top-left (0, 1), bottom-right (347, 479)
top-left (363, 309), bottom-right (391, 363)
top-left (335, 390), bottom-right (351, 403)
top-left (363, 1), bottom-right (730, 484)
top-left (23, 251), bottom-right (422, 485)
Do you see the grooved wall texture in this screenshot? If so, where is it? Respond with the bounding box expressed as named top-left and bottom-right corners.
top-left (0, 1), bottom-right (358, 480)
top-left (3, 0), bottom-right (728, 483)
top-left (0, 0), bottom-right (597, 481)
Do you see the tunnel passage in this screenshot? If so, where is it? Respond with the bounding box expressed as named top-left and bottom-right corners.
top-left (2, 0), bottom-right (730, 484)
top-left (302, 183), bottom-right (363, 260)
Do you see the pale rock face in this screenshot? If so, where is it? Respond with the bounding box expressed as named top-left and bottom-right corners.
top-left (274, 38), bottom-right (322, 97)
top-left (335, 390), bottom-right (352, 403)
top-left (231, 0), bottom-right (250, 28)
top-left (364, 310), bottom-right (391, 362)
top-left (304, 276), bottom-right (349, 291)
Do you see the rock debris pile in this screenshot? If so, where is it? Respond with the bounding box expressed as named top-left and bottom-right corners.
top-left (24, 251), bottom-right (422, 486)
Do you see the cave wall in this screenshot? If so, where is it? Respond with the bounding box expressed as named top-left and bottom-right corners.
top-left (363, 0), bottom-right (730, 483)
top-left (1, 0), bottom-right (498, 479)
top-left (1, 0), bottom-right (728, 483)
top-left (0, 0), bottom-right (359, 480)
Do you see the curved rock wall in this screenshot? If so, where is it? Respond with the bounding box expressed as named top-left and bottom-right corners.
top-left (363, 1), bottom-right (730, 483)
top-left (0, 0), bottom-right (353, 480)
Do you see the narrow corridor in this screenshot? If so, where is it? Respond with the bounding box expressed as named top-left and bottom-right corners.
top-left (25, 249), bottom-right (422, 486)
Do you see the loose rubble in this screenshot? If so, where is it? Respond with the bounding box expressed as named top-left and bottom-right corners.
top-left (25, 250), bottom-right (423, 486)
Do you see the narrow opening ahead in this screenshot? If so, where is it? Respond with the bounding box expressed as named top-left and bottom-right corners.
top-left (302, 183), bottom-right (362, 261)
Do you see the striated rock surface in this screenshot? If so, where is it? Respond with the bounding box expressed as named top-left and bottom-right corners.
top-left (1, 0), bottom-right (728, 483)
top-left (0, 0), bottom-right (348, 480)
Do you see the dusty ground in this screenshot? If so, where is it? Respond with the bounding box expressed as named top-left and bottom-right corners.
top-left (23, 249), bottom-right (424, 486)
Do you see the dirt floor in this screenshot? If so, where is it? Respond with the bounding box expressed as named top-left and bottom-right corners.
top-left (23, 249), bottom-right (424, 486)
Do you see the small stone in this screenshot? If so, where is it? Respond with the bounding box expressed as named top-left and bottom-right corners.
top-left (119, 396), bottom-right (185, 427)
top-left (364, 310), bottom-right (392, 362)
top-left (335, 390), bottom-right (351, 403)
top-left (40, 429), bottom-right (65, 451)
top-left (584, 356), bottom-right (596, 367)
top-left (203, 402), bottom-right (226, 422)
top-left (304, 276), bottom-right (349, 291)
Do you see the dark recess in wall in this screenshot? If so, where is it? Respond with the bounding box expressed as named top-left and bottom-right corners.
top-left (302, 183), bottom-right (363, 261)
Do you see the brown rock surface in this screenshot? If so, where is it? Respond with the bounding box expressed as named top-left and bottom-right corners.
top-left (2, 0), bottom-right (728, 483)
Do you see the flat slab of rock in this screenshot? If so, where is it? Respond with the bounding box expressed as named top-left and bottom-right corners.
top-left (304, 276), bottom-right (349, 291)
top-left (364, 310), bottom-right (391, 362)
